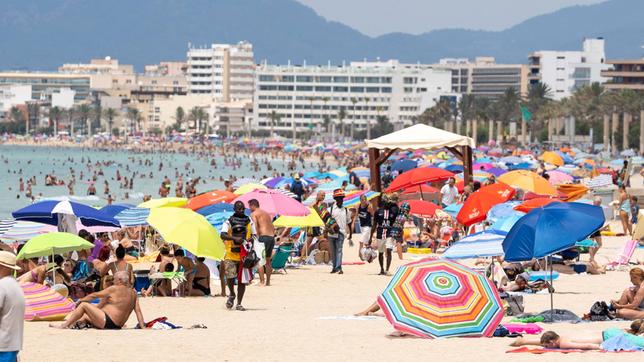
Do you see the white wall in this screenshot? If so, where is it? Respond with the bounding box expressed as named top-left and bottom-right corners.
top-left (51, 88), bottom-right (75, 109)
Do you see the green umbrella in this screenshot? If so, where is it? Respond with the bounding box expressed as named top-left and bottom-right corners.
top-left (17, 232), bottom-right (94, 259)
top-left (17, 232), bottom-right (94, 283)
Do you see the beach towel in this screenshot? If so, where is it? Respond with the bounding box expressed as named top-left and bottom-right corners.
top-left (507, 347), bottom-right (588, 354)
top-left (502, 323), bottom-right (543, 335)
top-left (601, 334), bottom-right (644, 352)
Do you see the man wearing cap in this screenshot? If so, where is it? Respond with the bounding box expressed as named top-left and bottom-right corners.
top-left (0, 251), bottom-right (25, 362)
top-left (328, 189), bottom-right (349, 274)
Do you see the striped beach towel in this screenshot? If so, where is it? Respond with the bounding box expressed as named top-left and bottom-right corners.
top-left (21, 282), bottom-right (75, 321)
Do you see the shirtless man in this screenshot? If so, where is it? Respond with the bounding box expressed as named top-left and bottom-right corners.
top-left (51, 271), bottom-right (145, 330)
top-left (174, 249), bottom-right (195, 297)
top-left (249, 199), bottom-right (275, 286)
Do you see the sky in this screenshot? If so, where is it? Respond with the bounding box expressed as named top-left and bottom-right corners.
top-left (296, 0), bottom-right (606, 36)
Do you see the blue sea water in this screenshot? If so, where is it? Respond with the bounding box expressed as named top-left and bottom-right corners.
top-left (0, 145), bottom-right (290, 218)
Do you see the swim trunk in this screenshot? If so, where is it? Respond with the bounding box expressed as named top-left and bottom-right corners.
top-left (254, 239), bottom-right (266, 267)
top-left (377, 237), bottom-right (394, 253)
top-left (104, 312), bottom-right (121, 330)
top-left (223, 260), bottom-right (240, 279)
top-left (0, 351), bottom-right (18, 362)
top-left (259, 235), bottom-right (275, 259)
top-left (360, 227), bottom-right (372, 245)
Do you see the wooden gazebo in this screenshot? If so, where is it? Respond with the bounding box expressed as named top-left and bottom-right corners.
top-left (366, 124), bottom-right (475, 192)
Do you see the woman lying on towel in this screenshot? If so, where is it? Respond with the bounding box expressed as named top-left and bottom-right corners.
top-left (511, 320), bottom-right (644, 350)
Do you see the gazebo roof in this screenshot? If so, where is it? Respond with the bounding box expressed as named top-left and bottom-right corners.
top-left (366, 124), bottom-right (475, 150)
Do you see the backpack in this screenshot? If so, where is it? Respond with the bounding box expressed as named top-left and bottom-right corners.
top-left (291, 180), bottom-right (304, 195)
top-left (588, 301), bottom-right (613, 321)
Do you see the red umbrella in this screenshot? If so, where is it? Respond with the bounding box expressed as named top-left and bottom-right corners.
top-left (401, 185), bottom-right (439, 194)
top-left (185, 190), bottom-right (237, 211)
top-left (404, 200), bottom-right (442, 218)
top-left (386, 167), bottom-right (454, 193)
top-left (514, 197), bottom-right (561, 213)
top-left (456, 183), bottom-right (515, 226)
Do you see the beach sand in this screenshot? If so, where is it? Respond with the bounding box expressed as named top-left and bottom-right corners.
top-left (21, 230), bottom-right (644, 361)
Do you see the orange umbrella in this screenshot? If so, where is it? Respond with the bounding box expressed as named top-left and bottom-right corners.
top-left (185, 190), bottom-right (237, 211)
top-left (540, 151), bottom-right (564, 166)
top-left (514, 197), bottom-right (561, 213)
top-left (557, 184), bottom-right (589, 202)
top-left (498, 170), bottom-right (557, 196)
top-left (456, 183), bottom-right (516, 226)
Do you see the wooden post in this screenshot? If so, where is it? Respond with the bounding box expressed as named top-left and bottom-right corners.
top-left (472, 119), bottom-right (478, 144)
top-left (462, 145), bottom-right (473, 187)
top-left (488, 119), bottom-right (494, 142)
top-left (623, 112), bottom-right (631, 151)
top-left (368, 147), bottom-right (382, 193)
top-left (611, 112), bottom-right (619, 154)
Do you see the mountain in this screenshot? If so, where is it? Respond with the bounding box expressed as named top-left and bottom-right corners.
top-left (0, 0), bottom-right (641, 71)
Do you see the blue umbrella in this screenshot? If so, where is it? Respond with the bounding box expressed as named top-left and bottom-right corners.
top-left (556, 151), bottom-right (574, 164)
top-left (502, 202), bottom-right (605, 262)
top-left (443, 203), bottom-right (463, 218)
top-left (391, 159), bottom-right (417, 173)
top-left (486, 201), bottom-right (522, 223)
top-left (445, 164), bottom-right (464, 173)
top-left (443, 230), bottom-right (507, 259)
top-left (99, 204), bottom-right (134, 218)
top-left (490, 214), bottom-right (523, 233)
top-left (507, 162), bottom-right (533, 171)
top-left (196, 203), bottom-right (234, 216)
top-left (115, 207), bottom-right (150, 227)
top-left (12, 200), bottom-right (119, 227)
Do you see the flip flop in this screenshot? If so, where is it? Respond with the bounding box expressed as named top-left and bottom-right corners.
top-left (226, 296), bottom-right (235, 309)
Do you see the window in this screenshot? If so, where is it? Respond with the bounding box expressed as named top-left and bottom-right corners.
top-left (296, 76), bottom-right (313, 82)
top-left (259, 85), bottom-right (278, 91)
top-left (259, 75), bottom-right (275, 82)
top-left (366, 77), bottom-right (380, 83)
top-left (333, 86), bottom-right (348, 92)
top-left (350, 77), bottom-right (365, 83)
top-left (556, 56), bottom-right (565, 60)
top-left (280, 76), bottom-right (294, 82)
top-left (315, 86), bottom-right (332, 92)
top-left (366, 87), bottom-right (379, 93)
top-left (350, 87), bottom-right (364, 93)
top-left (333, 76), bottom-right (348, 83)
top-left (403, 77), bottom-right (416, 84)
top-left (317, 76), bottom-right (332, 83)
top-left (296, 86), bottom-right (313, 91)
top-left (381, 87), bottom-right (392, 93)
top-left (154, 107), bottom-right (160, 112)
top-left (278, 85), bottom-right (294, 91)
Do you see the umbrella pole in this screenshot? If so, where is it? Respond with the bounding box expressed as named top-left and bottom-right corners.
top-left (549, 256), bottom-right (554, 321)
top-left (419, 185), bottom-right (424, 201)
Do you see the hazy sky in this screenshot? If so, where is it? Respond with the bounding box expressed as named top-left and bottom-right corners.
top-left (296, 0), bottom-right (605, 36)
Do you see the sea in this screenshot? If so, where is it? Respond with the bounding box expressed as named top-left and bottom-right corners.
top-left (0, 144), bottom-right (291, 218)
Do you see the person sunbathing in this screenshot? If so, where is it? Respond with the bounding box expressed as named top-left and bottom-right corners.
top-left (612, 267), bottom-right (644, 320)
top-left (50, 271), bottom-right (145, 330)
top-left (355, 302), bottom-right (383, 317)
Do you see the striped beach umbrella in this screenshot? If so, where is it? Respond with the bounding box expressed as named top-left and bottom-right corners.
top-left (0, 220), bottom-right (49, 242)
top-left (115, 207), bottom-right (151, 227)
top-left (21, 282), bottom-right (75, 321)
top-left (442, 230), bottom-right (507, 259)
top-left (377, 258), bottom-right (503, 339)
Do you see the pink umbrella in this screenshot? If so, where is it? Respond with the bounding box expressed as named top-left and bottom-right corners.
top-left (233, 189), bottom-right (311, 217)
top-left (546, 170), bottom-right (573, 185)
top-left (473, 162), bottom-right (494, 171)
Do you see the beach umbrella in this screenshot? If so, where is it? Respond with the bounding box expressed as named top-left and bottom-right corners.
top-left (456, 183), bottom-right (515, 227)
top-left (557, 184), bottom-right (589, 202)
top-left (377, 258), bottom-right (503, 339)
top-left (386, 167), bottom-right (454, 193)
top-left (445, 164), bottom-right (464, 173)
top-left (195, 203), bottom-right (234, 216)
top-left (12, 200), bottom-right (119, 228)
top-left (442, 203), bottom-right (462, 218)
top-left (556, 151), bottom-right (574, 164)
top-left (98, 204), bottom-right (135, 218)
top-left (486, 201), bottom-right (522, 223)
top-left (391, 159), bottom-right (418, 173)
top-left (506, 162), bottom-right (534, 171)
top-left (273, 189), bottom-right (298, 199)
top-left (0, 220), bottom-right (49, 242)
top-left (404, 200), bottom-right (442, 218)
top-left (442, 230), bottom-right (507, 259)
top-left (233, 183), bottom-right (267, 195)
top-left (499, 156), bottom-right (523, 164)
top-left (401, 185), bottom-right (439, 195)
top-left (583, 174), bottom-right (613, 189)
top-left (261, 176), bottom-right (286, 189)
top-left (486, 168), bottom-right (507, 177)
top-left (234, 189), bottom-right (310, 217)
top-left (540, 151), bottom-right (564, 166)
top-left (545, 170), bottom-right (573, 185)
top-left (21, 282), bottom-right (75, 321)
top-left (502, 202), bottom-right (605, 262)
top-left (185, 190), bottom-right (236, 210)
top-left (232, 177), bottom-right (259, 188)
top-left (138, 197), bottom-right (188, 208)
top-left (514, 198), bottom-right (561, 213)
top-left (473, 162), bottom-right (494, 171)
top-left (147, 207), bottom-right (224, 260)
top-left (273, 208), bottom-right (324, 228)
top-left (341, 191), bottom-right (380, 208)
top-left (17, 232), bottom-right (94, 259)
top-left (490, 214), bottom-right (523, 232)
top-left (114, 207), bottom-right (150, 227)
top-left (498, 170), bottom-right (557, 196)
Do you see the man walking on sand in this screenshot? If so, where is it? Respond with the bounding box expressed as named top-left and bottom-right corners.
top-left (249, 199), bottom-right (275, 286)
top-left (0, 251), bottom-right (25, 362)
top-left (328, 189), bottom-right (349, 274)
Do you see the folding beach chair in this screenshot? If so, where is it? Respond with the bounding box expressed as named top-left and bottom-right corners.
top-left (606, 239), bottom-right (638, 270)
top-left (271, 244), bottom-right (293, 274)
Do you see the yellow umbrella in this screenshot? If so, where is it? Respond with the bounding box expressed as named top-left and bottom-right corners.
top-left (138, 197), bottom-right (187, 208)
top-left (147, 207), bottom-right (224, 260)
top-left (540, 151), bottom-right (564, 167)
top-left (498, 170), bottom-right (557, 196)
top-left (273, 208), bottom-right (324, 228)
top-left (233, 183), bottom-right (267, 195)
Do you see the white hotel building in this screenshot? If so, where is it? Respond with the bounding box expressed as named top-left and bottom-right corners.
top-left (253, 60), bottom-right (453, 136)
top-left (528, 38), bottom-right (609, 100)
top-left (186, 41), bottom-right (255, 102)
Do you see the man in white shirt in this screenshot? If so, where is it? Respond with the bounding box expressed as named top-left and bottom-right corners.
top-left (328, 189), bottom-right (348, 274)
top-left (0, 251), bottom-right (25, 362)
top-left (440, 177), bottom-right (459, 207)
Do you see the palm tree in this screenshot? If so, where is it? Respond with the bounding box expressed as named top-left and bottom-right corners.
top-left (350, 97), bottom-right (358, 139)
top-left (174, 106), bottom-right (185, 131)
top-left (26, 103), bottom-right (41, 135)
top-left (525, 82), bottom-right (553, 144)
top-left (9, 107), bottom-right (25, 134)
top-left (188, 107), bottom-right (207, 134)
top-left (493, 87), bottom-right (520, 142)
top-left (103, 108), bottom-right (118, 136)
top-left (64, 106), bottom-right (76, 136)
top-left (76, 104), bottom-right (92, 136)
top-left (267, 110), bottom-right (279, 137)
top-left (364, 97), bottom-right (371, 139)
top-left (92, 101), bottom-right (102, 135)
top-left (126, 107), bottom-right (142, 135)
top-left (48, 106), bottom-right (63, 136)
top-left (458, 94), bottom-right (476, 136)
top-left (337, 108), bottom-right (347, 139)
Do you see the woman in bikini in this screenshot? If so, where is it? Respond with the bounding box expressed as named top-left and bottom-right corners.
top-left (91, 246), bottom-right (111, 290)
top-left (612, 267), bottom-right (644, 320)
top-left (108, 245), bottom-right (135, 287)
top-left (618, 185), bottom-right (632, 236)
top-left (190, 257), bottom-right (211, 296)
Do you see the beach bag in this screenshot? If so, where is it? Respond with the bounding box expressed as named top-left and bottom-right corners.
top-left (242, 249), bottom-right (260, 269)
top-left (588, 301), bottom-right (613, 321)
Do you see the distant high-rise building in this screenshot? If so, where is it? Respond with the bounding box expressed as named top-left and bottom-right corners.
top-left (436, 57), bottom-right (529, 98)
top-left (601, 58), bottom-right (644, 91)
top-left (528, 38), bottom-right (609, 100)
top-left (0, 72), bottom-right (90, 102)
top-left (187, 41), bottom-right (255, 102)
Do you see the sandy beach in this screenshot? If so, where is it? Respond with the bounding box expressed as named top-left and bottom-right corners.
top-left (19, 226), bottom-right (644, 362)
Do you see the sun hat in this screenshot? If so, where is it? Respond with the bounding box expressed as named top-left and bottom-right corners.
top-left (0, 251), bottom-right (21, 271)
top-left (333, 189), bottom-right (345, 198)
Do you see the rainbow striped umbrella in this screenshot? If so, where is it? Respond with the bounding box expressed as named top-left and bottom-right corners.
top-left (377, 258), bottom-right (503, 339)
top-left (21, 282), bottom-right (75, 321)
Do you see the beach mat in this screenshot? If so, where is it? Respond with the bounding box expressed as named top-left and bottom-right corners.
top-left (507, 347), bottom-right (587, 354)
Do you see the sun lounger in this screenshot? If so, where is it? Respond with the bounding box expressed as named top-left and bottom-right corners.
top-left (271, 244), bottom-right (293, 274)
top-left (606, 239), bottom-right (638, 270)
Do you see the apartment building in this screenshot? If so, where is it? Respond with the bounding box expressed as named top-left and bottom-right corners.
top-left (187, 41), bottom-right (255, 101)
top-left (601, 58), bottom-right (644, 91)
top-left (0, 84), bottom-right (31, 116)
top-left (437, 57), bottom-right (529, 97)
top-left (0, 72), bottom-right (90, 102)
top-left (528, 38), bottom-right (609, 100)
top-left (253, 60), bottom-right (453, 136)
